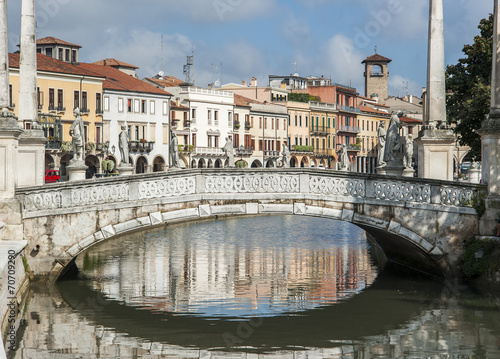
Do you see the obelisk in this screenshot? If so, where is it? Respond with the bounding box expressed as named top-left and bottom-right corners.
top-left (478, 0), bottom-right (500, 235)
top-left (415, 0), bottom-right (455, 181)
top-left (19, 0), bottom-right (38, 127)
top-left (17, 0), bottom-right (46, 187)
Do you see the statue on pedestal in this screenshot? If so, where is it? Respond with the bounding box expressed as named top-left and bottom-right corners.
top-left (377, 121), bottom-right (386, 167)
top-left (223, 137), bottom-right (235, 168)
top-left (383, 110), bottom-right (403, 163)
top-left (340, 144), bottom-right (349, 170)
top-left (118, 125), bottom-right (130, 166)
top-left (170, 131), bottom-right (179, 168)
top-left (281, 143), bottom-right (290, 168)
top-left (403, 134), bottom-right (414, 169)
top-left (69, 108), bottom-right (85, 163)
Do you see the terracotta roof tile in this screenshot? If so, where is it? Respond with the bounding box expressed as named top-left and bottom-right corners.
top-left (145, 76), bottom-right (184, 88)
top-left (92, 58), bottom-right (138, 69)
top-left (78, 63), bottom-right (172, 96)
top-left (362, 53), bottom-right (392, 63)
top-left (9, 53), bottom-right (103, 78)
top-left (171, 102), bottom-right (189, 110)
top-left (36, 36), bottom-right (81, 48)
top-left (400, 116), bottom-right (423, 124)
top-left (234, 93), bottom-right (262, 107)
top-left (359, 105), bottom-right (390, 115)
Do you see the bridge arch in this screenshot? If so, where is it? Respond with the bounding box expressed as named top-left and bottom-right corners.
top-left (16, 169), bottom-right (482, 282)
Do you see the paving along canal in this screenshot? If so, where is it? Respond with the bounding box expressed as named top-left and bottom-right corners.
top-left (6, 216), bottom-right (500, 358)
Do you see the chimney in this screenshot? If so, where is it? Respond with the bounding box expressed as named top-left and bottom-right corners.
top-left (176, 97), bottom-right (180, 107)
top-left (241, 80), bottom-right (247, 86)
top-left (251, 77), bottom-right (257, 87)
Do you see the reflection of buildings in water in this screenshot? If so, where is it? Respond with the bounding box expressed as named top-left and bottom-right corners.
top-left (84, 225), bottom-right (378, 316)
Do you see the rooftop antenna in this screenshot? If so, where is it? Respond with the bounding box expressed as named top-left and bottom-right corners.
top-left (183, 47), bottom-right (194, 84)
top-left (402, 80), bottom-right (409, 97)
top-left (160, 34), bottom-right (164, 73)
top-left (292, 60), bottom-right (297, 74)
top-left (374, 45), bottom-right (378, 54)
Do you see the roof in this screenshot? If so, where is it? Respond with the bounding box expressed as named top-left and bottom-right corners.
top-left (234, 93), bottom-right (263, 107)
top-left (171, 102), bottom-right (189, 111)
top-left (78, 63), bottom-right (172, 96)
top-left (145, 75), bottom-right (184, 88)
top-left (400, 116), bottom-right (423, 125)
top-left (359, 105), bottom-right (390, 115)
top-left (92, 58), bottom-right (138, 70)
top-left (9, 53), bottom-right (103, 78)
top-left (362, 53), bottom-right (392, 64)
top-left (36, 36), bottom-right (81, 48)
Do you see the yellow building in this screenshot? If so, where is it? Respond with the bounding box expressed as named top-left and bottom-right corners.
top-left (8, 52), bottom-right (105, 178)
top-left (286, 101), bottom-right (312, 167)
top-left (309, 101), bottom-right (337, 168)
top-left (357, 105), bottom-right (390, 173)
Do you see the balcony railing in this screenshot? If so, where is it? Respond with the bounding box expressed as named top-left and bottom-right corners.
top-left (235, 146), bottom-right (254, 156)
top-left (45, 140), bottom-right (62, 150)
top-left (338, 104), bottom-right (361, 114)
top-left (184, 120), bottom-right (191, 127)
top-left (129, 141), bottom-right (154, 152)
top-left (233, 120), bottom-right (241, 130)
top-left (337, 125), bottom-right (360, 134)
top-left (313, 149), bottom-right (332, 156)
top-left (244, 121), bottom-right (251, 130)
top-left (96, 109), bottom-right (103, 115)
top-left (336, 143), bottom-right (361, 152)
top-left (310, 126), bottom-right (334, 135)
top-left (193, 147), bottom-right (225, 156)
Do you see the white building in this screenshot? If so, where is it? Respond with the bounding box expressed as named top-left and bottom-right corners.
top-left (80, 62), bottom-right (172, 173)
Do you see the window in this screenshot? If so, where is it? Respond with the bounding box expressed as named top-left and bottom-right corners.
top-left (295, 115), bottom-right (297, 126)
top-left (48, 89), bottom-right (55, 110)
top-left (57, 89), bottom-right (63, 110)
top-left (96, 93), bottom-right (102, 113)
top-left (192, 108), bottom-right (196, 119)
top-left (259, 117), bottom-right (262, 129)
top-left (65, 49), bottom-right (70, 62)
top-left (134, 99), bottom-right (140, 113)
top-left (264, 118), bottom-right (267, 129)
top-left (228, 112), bottom-right (232, 127)
top-left (58, 48), bottom-right (63, 60)
top-left (162, 102), bottom-right (168, 115)
top-left (299, 115), bottom-right (302, 127)
top-left (208, 110), bottom-right (212, 125)
top-left (305, 116), bottom-right (308, 127)
top-left (150, 101), bottom-right (155, 114)
top-left (214, 110), bottom-right (219, 125)
top-left (141, 100), bottom-right (146, 113)
top-left (276, 118), bottom-right (279, 130)
top-left (71, 50), bottom-right (77, 63)
top-left (81, 91), bottom-right (88, 111)
top-left (74, 91), bottom-right (79, 109)
top-left (46, 48), bottom-right (52, 57)
top-left (118, 98), bottom-right (124, 112)
top-left (128, 99), bottom-right (132, 112)
top-left (96, 125), bottom-right (101, 144)
top-left (104, 96), bottom-right (110, 111)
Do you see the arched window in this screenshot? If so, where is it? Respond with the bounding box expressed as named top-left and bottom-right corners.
top-left (371, 64), bottom-right (383, 76)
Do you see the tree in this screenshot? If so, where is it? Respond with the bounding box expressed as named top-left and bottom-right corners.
top-left (446, 14), bottom-right (493, 160)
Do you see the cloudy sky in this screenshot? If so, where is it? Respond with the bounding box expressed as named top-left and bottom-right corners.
top-left (6, 0), bottom-right (493, 97)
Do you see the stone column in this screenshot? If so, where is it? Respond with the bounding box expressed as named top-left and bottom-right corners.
top-left (478, 0), bottom-right (500, 235)
top-left (0, 0), bottom-right (9, 110)
top-left (414, 0), bottom-right (455, 181)
top-left (17, 0), bottom-right (46, 187)
top-left (19, 0), bottom-right (38, 127)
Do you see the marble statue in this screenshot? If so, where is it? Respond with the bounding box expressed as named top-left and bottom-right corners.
top-left (340, 144), bottom-right (349, 170)
top-left (377, 121), bottom-right (387, 167)
top-left (403, 134), bottom-right (414, 169)
top-left (383, 111), bottom-right (403, 163)
top-left (170, 131), bottom-right (179, 168)
top-left (281, 143), bottom-right (290, 168)
top-left (119, 125), bottom-right (129, 165)
top-left (223, 137), bottom-right (235, 168)
top-left (69, 108), bottom-right (85, 162)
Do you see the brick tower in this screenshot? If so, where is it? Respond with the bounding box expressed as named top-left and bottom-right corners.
top-left (362, 52), bottom-right (392, 101)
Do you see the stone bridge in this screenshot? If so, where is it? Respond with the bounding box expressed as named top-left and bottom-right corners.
top-left (14, 169), bottom-right (484, 281)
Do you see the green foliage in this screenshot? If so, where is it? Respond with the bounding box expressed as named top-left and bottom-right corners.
top-left (462, 239), bottom-right (500, 279)
top-left (293, 145), bottom-right (314, 152)
top-left (60, 141), bottom-right (72, 152)
top-left (472, 192), bottom-right (486, 217)
top-left (289, 93), bottom-right (321, 103)
top-left (236, 160), bottom-right (247, 168)
top-left (446, 14), bottom-right (493, 160)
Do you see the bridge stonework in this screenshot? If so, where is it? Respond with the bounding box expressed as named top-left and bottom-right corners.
top-left (15, 169), bottom-right (483, 281)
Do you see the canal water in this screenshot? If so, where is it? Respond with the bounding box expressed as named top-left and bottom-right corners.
top-left (7, 216), bottom-right (500, 358)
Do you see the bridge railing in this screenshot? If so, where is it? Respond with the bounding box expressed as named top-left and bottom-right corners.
top-left (15, 169), bottom-right (485, 216)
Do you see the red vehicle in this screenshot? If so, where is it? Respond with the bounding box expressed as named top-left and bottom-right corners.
top-left (45, 170), bottom-right (60, 183)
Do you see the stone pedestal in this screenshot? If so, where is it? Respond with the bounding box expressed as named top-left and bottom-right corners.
top-left (381, 163), bottom-right (404, 177)
top-left (0, 111), bottom-right (22, 199)
top-left (18, 128), bottom-right (46, 187)
top-left (402, 168), bottom-right (415, 178)
top-left (414, 126), bottom-right (455, 181)
top-left (66, 160), bottom-right (87, 181)
top-left (118, 164), bottom-right (134, 176)
top-left (375, 166), bottom-right (386, 175)
top-left (468, 164), bottom-right (480, 184)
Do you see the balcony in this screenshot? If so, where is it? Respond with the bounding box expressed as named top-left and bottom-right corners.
top-left (310, 126), bottom-right (334, 135)
top-left (337, 125), bottom-right (360, 134)
top-left (129, 140), bottom-right (154, 152)
top-left (290, 145), bottom-right (314, 153)
top-left (96, 109), bottom-right (103, 115)
top-left (264, 150), bottom-right (280, 158)
top-left (313, 149), bottom-right (332, 157)
top-left (244, 121), bottom-right (251, 130)
top-left (233, 120), bottom-right (241, 130)
top-left (193, 147), bottom-right (225, 156)
top-left (45, 140), bottom-right (62, 150)
top-left (338, 104), bottom-right (361, 114)
top-left (336, 143), bottom-right (361, 152)
top-left (183, 119), bottom-right (191, 127)
top-left (235, 146), bottom-right (254, 156)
